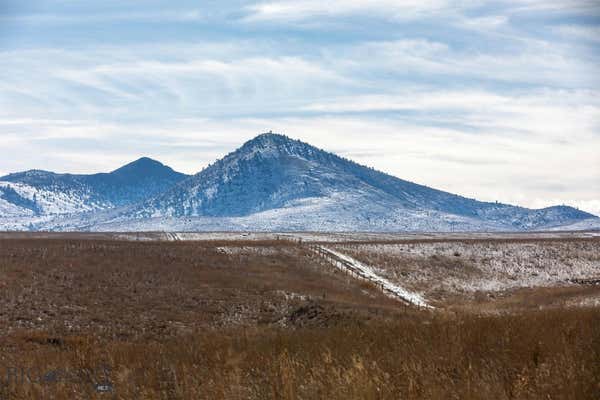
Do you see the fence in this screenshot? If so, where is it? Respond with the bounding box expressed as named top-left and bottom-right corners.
top-left (306, 244), bottom-right (415, 305)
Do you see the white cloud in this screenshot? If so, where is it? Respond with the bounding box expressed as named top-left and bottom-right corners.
top-left (348, 38), bottom-right (600, 88)
top-left (0, 10), bottom-right (205, 24)
top-left (461, 15), bottom-right (508, 29)
top-left (244, 0), bottom-right (457, 22)
top-left (506, 0), bottom-right (600, 15)
top-left (0, 44), bottom-right (355, 120)
top-left (303, 89), bottom-right (600, 141)
top-left (244, 0), bottom-right (600, 23)
top-left (555, 25), bottom-right (600, 43)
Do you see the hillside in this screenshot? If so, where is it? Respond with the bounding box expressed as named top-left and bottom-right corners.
top-left (0, 157), bottom-right (189, 217)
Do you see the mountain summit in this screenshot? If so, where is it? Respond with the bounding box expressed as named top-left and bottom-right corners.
top-left (110, 157), bottom-right (176, 177)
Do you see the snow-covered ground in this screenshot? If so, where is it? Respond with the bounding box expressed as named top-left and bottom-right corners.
top-left (333, 240), bottom-right (600, 300)
top-left (47, 230), bottom-right (597, 243)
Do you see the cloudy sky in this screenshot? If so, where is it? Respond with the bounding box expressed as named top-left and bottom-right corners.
top-left (1, 0), bottom-right (599, 215)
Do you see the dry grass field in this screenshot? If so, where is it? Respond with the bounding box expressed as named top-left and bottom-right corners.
top-left (0, 235), bottom-right (599, 399)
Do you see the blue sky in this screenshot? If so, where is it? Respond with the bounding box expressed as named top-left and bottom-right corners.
top-left (1, 0), bottom-right (599, 214)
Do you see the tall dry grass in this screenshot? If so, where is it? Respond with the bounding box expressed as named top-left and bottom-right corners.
top-left (0, 239), bottom-right (599, 399)
top-left (2, 308), bottom-right (599, 399)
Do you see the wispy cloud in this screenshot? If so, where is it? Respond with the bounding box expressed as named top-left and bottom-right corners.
top-left (303, 89), bottom-right (600, 139)
top-left (505, 0), bottom-right (600, 15)
top-left (555, 25), bottom-right (600, 43)
top-left (244, 0), bottom-right (463, 22)
top-left (0, 10), bottom-right (205, 24)
top-left (244, 0), bottom-right (600, 22)
top-left (348, 38), bottom-right (600, 88)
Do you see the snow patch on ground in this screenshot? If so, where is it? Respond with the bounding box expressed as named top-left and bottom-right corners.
top-left (334, 241), bottom-right (600, 297)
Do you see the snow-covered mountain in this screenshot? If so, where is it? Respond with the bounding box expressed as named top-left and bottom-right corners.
top-left (0, 157), bottom-right (188, 217)
top-left (0, 133), bottom-right (597, 232)
top-left (99, 133), bottom-right (595, 232)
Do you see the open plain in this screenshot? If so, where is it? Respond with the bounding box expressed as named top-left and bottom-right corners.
top-left (0, 232), bottom-right (599, 399)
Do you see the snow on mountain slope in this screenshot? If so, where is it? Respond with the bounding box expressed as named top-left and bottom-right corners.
top-left (0, 158), bottom-right (188, 217)
top-left (0, 195), bottom-right (33, 217)
top-left (0, 181), bottom-right (106, 215)
top-left (47, 192), bottom-right (499, 232)
top-left (547, 218), bottom-right (600, 231)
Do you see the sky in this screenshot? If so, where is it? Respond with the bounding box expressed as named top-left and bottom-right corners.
top-left (0, 0), bottom-right (599, 215)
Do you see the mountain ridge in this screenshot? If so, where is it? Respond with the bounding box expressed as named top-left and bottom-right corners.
top-left (113, 133), bottom-right (595, 231)
top-left (0, 157), bottom-right (189, 217)
top-left (0, 133), bottom-right (597, 232)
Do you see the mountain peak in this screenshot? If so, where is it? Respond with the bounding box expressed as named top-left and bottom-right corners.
top-left (242, 132), bottom-right (294, 149)
top-left (111, 157), bottom-right (165, 174)
top-left (256, 131), bottom-right (285, 139)
top-left (109, 157), bottom-right (189, 181)
top-left (133, 156), bottom-right (160, 164)
top-left (232, 132), bottom-right (323, 163)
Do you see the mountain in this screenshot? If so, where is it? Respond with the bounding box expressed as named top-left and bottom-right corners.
top-left (96, 133), bottom-right (595, 232)
top-left (0, 157), bottom-right (189, 217)
top-left (0, 133), bottom-right (596, 232)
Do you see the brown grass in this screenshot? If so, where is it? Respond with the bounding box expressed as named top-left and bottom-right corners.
top-left (0, 239), bottom-right (401, 339)
top-left (2, 309), bottom-right (599, 399)
top-left (0, 239), bottom-right (599, 399)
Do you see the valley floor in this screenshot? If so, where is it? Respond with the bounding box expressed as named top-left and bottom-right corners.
top-left (0, 233), bottom-right (598, 399)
